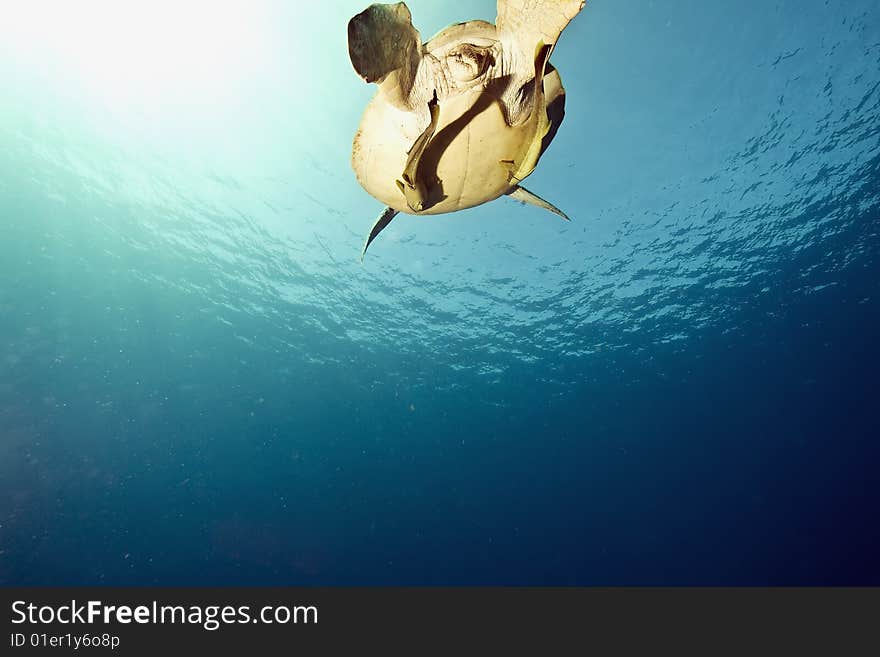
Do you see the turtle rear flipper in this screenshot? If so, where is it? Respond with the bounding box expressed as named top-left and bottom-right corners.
top-left (361, 206), bottom-right (400, 262)
top-left (506, 185), bottom-right (570, 221)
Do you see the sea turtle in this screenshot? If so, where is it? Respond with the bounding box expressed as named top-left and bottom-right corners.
top-left (348, 0), bottom-right (586, 259)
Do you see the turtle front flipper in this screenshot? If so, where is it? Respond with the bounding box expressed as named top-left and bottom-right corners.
top-left (496, 0), bottom-right (585, 67)
top-left (496, 0), bottom-right (584, 127)
top-left (396, 91), bottom-right (440, 212)
top-left (348, 2), bottom-right (428, 112)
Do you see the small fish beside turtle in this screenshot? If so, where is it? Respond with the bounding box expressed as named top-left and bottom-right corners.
top-left (348, 0), bottom-right (586, 259)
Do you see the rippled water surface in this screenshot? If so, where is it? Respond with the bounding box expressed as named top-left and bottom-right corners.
top-left (1, 0), bottom-right (878, 584)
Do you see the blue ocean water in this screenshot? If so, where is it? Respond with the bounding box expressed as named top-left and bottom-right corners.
top-left (0, 0), bottom-right (878, 585)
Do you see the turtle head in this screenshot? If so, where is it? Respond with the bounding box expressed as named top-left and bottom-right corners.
top-left (445, 43), bottom-right (494, 83)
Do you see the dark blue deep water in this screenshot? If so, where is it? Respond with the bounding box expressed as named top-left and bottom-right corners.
top-left (1, 0), bottom-right (878, 585)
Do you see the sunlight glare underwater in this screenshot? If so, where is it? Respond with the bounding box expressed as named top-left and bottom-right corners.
top-left (2, 0), bottom-right (270, 108)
